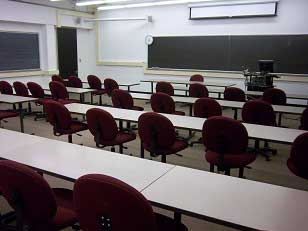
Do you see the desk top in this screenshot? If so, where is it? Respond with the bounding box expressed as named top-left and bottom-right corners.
top-left (81, 81), bottom-right (140, 87)
top-left (43, 86), bottom-right (96, 94)
top-left (0, 94), bottom-right (38, 104)
top-left (143, 166), bottom-right (308, 231)
top-left (0, 129), bottom-right (174, 191)
top-left (141, 79), bottom-right (235, 88)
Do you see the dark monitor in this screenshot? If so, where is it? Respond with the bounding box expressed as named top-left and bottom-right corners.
top-left (259, 60), bottom-right (274, 73)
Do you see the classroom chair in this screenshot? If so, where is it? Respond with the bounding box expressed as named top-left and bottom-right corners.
top-left (224, 87), bottom-right (246, 119)
top-left (151, 92), bottom-right (185, 115)
top-left (13, 81), bottom-right (32, 113)
top-left (156, 81), bottom-right (174, 96)
top-left (287, 132), bottom-right (308, 179)
top-left (86, 108), bottom-right (136, 153)
top-left (203, 116), bottom-right (256, 178)
top-left (191, 98), bottom-right (222, 146)
top-left (0, 110), bottom-right (18, 128)
top-left (87, 75), bottom-right (106, 105)
top-left (0, 160), bottom-right (79, 231)
top-left (138, 112), bottom-right (188, 163)
top-left (51, 74), bottom-right (66, 85)
top-left (104, 78), bottom-right (119, 97)
top-left (242, 99), bottom-right (277, 161)
top-left (262, 88), bottom-right (287, 105)
top-left (45, 100), bottom-right (88, 143)
top-left (300, 108), bottom-right (308, 130)
top-left (74, 174), bottom-right (188, 231)
top-left (49, 81), bottom-right (79, 104)
top-left (27, 82), bottom-right (51, 120)
top-left (68, 76), bottom-right (82, 88)
top-left (188, 83), bottom-right (209, 98)
top-left (111, 89), bottom-right (144, 111)
top-left (190, 74), bottom-right (204, 82)
top-left (0, 81), bottom-right (13, 95)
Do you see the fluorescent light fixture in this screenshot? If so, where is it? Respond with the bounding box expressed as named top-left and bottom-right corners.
top-left (76, 0), bottom-right (134, 6)
top-left (97, 0), bottom-right (212, 10)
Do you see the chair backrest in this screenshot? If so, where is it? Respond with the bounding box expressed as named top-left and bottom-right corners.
top-left (13, 81), bottom-right (29, 97)
top-left (150, 92), bottom-right (175, 114)
top-left (86, 108), bottom-right (118, 143)
top-left (49, 81), bottom-right (69, 100)
top-left (68, 76), bottom-right (82, 88)
top-left (138, 112), bottom-right (176, 149)
top-left (156, 81), bottom-right (174, 96)
top-left (202, 116), bottom-right (248, 154)
top-left (194, 98), bottom-right (222, 118)
top-left (300, 108), bottom-right (308, 130)
top-left (242, 100), bottom-right (276, 126)
top-left (262, 88), bottom-right (287, 105)
top-left (190, 74), bottom-right (204, 82)
top-left (45, 100), bottom-right (72, 131)
top-left (74, 174), bottom-right (157, 231)
top-left (189, 83), bottom-right (209, 98)
top-left (0, 81), bottom-right (13, 95)
top-left (87, 75), bottom-right (102, 90)
top-left (104, 78), bottom-right (119, 96)
top-left (287, 132), bottom-right (308, 179)
top-left (51, 74), bottom-right (65, 84)
top-left (0, 160), bottom-right (57, 225)
top-left (111, 89), bottom-right (134, 109)
top-left (27, 82), bottom-right (45, 98)
top-left (224, 87), bottom-right (246, 102)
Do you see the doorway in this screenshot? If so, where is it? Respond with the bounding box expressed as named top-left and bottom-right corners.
top-left (57, 27), bottom-right (78, 78)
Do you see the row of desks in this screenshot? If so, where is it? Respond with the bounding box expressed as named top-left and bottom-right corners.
top-left (65, 103), bottom-right (306, 144)
top-left (1, 128), bottom-right (307, 231)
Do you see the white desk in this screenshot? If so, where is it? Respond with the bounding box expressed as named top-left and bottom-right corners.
top-left (43, 87), bottom-right (96, 103)
top-left (82, 81), bottom-right (140, 92)
top-left (0, 128), bottom-right (174, 191)
top-left (66, 103), bottom-right (306, 144)
top-left (0, 94), bottom-right (38, 133)
top-left (143, 166), bottom-right (308, 231)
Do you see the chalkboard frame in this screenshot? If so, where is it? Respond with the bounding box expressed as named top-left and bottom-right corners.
top-left (0, 31), bottom-right (41, 72)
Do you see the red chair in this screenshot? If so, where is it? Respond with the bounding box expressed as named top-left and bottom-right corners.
top-left (156, 81), bottom-right (174, 96)
top-left (138, 112), bottom-right (188, 163)
top-left (87, 75), bottom-right (106, 105)
top-left (262, 88), bottom-right (287, 105)
top-left (242, 99), bottom-right (277, 161)
top-left (51, 74), bottom-right (66, 85)
top-left (300, 108), bottom-right (308, 130)
top-left (190, 74), bottom-right (204, 82)
top-left (189, 83), bottom-right (208, 98)
top-left (45, 100), bottom-right (88, 143)
top-left (203, 116), bottom-right (256, 178)
top-left (49, 81), bottom-right (78, 104)
top-left (0, 160), bottom-right (78, 231)
top-left (0, 81), bottom-right (13, 95)
top-left (68, 76), bottom-right (82, 88)
top-left (13, 81), bottom-right (32, 113)
top-left (0, 110), bottom-right (18, 128)
top-left (74, 174), bottom-right (188, 231)
top-left (86, 108), bottom-right (136, 153)
top-left (151, 92), bottom-right (185, 116)
top-left (287, 132), bottom-right (308, 179)
top-left (224, 87), bottom-right (246, 119)
top-left (104, 78), bottom-right (119, 97)
top-left (111, 89), bottom-right (143, 111)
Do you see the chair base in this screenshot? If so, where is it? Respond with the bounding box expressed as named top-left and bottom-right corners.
top-left (249, 140), bottom-right (277, 161)
top-left (210, 164), bottom-right (250, 178)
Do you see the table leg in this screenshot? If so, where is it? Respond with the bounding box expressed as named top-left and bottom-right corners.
top-left (18, 103), bottom-right (24, 133)
top-left (189, 104), bottom-right (193, 116)
top-left (128, 86), bottom-right (130, 92)
top-left (80, 93), bottom-right (85, 103)
top-left (151, 82), bottom-right (154, 93)
top-left (174, 212), bottom-right (182, 223)
top-left (278, 113), bottom-right (282, 126)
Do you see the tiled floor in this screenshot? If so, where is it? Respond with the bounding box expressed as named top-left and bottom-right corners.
top-left (0, 94), bottom-right (307, 231)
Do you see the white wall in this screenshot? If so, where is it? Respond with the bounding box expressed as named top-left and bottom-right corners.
top-left (89, 0), bottom-right (308, 95)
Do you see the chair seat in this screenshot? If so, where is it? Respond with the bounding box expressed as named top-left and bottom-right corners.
top-left (174, 111), bottom-right (185, 116)
top-left (38, 98), bottom-right (53, 105)
top-left (52, 188), bottom-right (78, 229)
top-left (0, 110), bottom-right (18, 120)
top-left (155, 213), bottom-right (188, 231)
top-left (58, 99), bottom-right (79, 105)
top-left (56, 121), bottom-right (88, 135)
top-left (99, 131), bottom-right (136, 146)
top-left (92, 89), bottom-right (106, 95)
top-left (132, 106), bottom-right (144, 111)
top-left (205, 150), bottom-right (256, 168)
top-left (144, 139), bottom-right (188, 156)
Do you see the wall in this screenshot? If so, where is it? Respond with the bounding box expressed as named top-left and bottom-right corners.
top-left (90, 0), bottom-right (308, 96)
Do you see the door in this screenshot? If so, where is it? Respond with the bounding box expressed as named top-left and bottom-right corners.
top-left (57, 27), bottom-right (78, 78)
